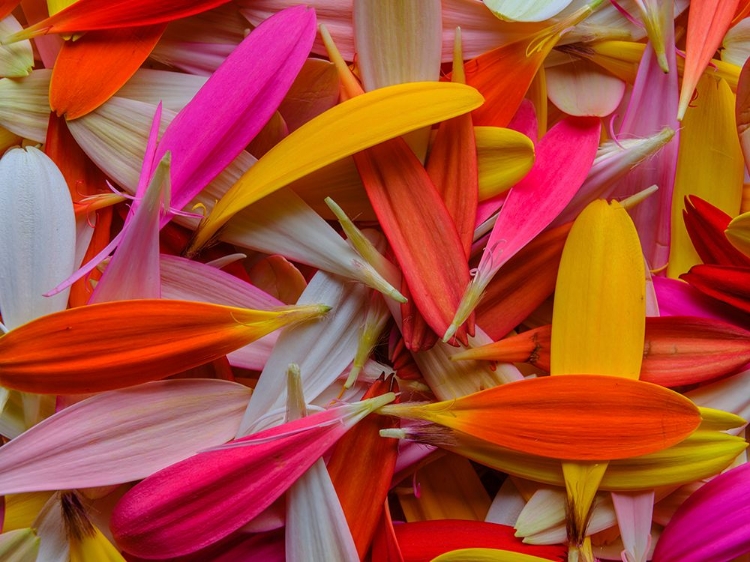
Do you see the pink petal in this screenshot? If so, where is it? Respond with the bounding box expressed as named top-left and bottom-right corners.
top-left (652, 462), bottom-right (750, 562)
top-left (156, 5), bottom-right (316, 217)
top-left (447, 116), bottom-right (600, 340)
top-left (110, 393), bottom-right (394, 559)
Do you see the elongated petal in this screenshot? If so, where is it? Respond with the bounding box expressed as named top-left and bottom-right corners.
top-left (459, 316), bottom-right (750, 387)
top-left (0, 528), bottom-right (39, 561)
top-left (356, 138), bottom-right (471, 345)
top-left (398, 427), bottom-right (747, 492)
top-left (652, 462), bottom-right (750, 562)
top-left (69, 525), bottom-right (125, 562)
top-left (669, 75), bottom-right (744, 278)
top-left (328, 378), bottom-right (399, 558)
top-left (446, 117), bottom-right (600, 341)
top-left (157, 6), bottom-right (316, 217)
top-left (380, 375), bottom-right (701, 461)
top-left (0, 14), bottom-right (32, 77)
top-left (685, 196), bottom-right (750, 266)
top-left (236, 270), bottom-right (368, 434)
top-left (50, 25), bottom-right (165, 120)
top-left (393, 520), bottom-right (566, 562)
top-left (286, 459), bottom-right (358, 562)
top-left (0, 146), bottom-right (75, 330)
top-left (679, 0), bottom-right (741, 120)
top-left (612, 490), bottom-right (654, 562)
top-left (0, 299), bottom-right (328, 393)
top-left (551, 199), bottom-right (645, 378)
top-left (0, 70), bottom-right (50, 141)
top-left (681, 264), bottom-right (750, 313)
top-left (187, 82), bottom-right (484, 254)
top-left (68, 98), bottom-right (400, 297)
top-left (0, 379), bottom-right (251, 494)
top-left (432, 549), bottom-right (558, 562)
top-left (4, 0), bottom-right (230, 42)
top-left (111, 393), bottom-right (394, 559)
top-left (474, 223), bottom-right (570, 340)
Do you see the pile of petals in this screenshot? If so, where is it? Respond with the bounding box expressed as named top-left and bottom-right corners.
top-left (0, 0), bottom-right (749, 561)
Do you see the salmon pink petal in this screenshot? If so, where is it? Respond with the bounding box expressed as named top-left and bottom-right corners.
top-left (678, 0), bottom-right (741, 120)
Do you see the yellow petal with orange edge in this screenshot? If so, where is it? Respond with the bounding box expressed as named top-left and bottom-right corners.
top-left (188, 82), bottom-right (484, 254)
top-left (70, 524), bottom-right (125, 562)
top-left (431, 548), bottom-right (553, 562)
top-left (551, 199), bottom-right (645, 378)
top-left (668, 75), bottom-right (744, 278)
top-left (726, 210), bottom-right (750, 257)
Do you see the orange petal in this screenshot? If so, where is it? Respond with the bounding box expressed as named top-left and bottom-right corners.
top-left (50, 25), bottom-right (166, 120)
top-left (0, 299), bottom-right (328, 393)
top-left (380, 375), bottom-right (701, 461)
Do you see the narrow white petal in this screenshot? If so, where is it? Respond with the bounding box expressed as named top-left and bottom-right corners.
top-left (286, 459), bottom-right (358, 562)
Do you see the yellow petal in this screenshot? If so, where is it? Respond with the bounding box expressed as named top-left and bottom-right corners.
top-left (476, 126), bottom-right (535, 200)
top-left (70, 524), bottom-right (125, 562)
top-left (187, 81), bottom-right (484, 254)
top-left (551, 199), bottom-right (645, 378)
top-left (431, 549), bottom-right (553, 562)
top-left (668, 75), bottom-right (744, 278)
top-left (726, 210), bottom-right (750, 257)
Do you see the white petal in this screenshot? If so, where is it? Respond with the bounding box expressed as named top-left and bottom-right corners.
top-left (286, 459), bottom-right (358, 562)
top-left (237, 271), bottom-right (369, 435)
top-left (723, 18), bottom-right (750, 68)
top-left (0, 147), bottom-right (76, 329)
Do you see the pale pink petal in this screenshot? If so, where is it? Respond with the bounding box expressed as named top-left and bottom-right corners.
top-left (32, 495), bottom-right (67, 562)
top-left (612, 490), bottom-right (655, 562)
top-left (546, 57), bottom-right (626, 117)
top-left (611, 7), bottom-right (679, 270)
top-left (0, 380), bottom-right (252, 494)
top-left (89, 104), bottom-right (165, 303)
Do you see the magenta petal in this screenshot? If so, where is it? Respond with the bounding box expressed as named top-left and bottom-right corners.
top-left (652, 463), bottom-right (750, 562)
top-left (111, 394), bottom-right (393, 559)
top-left (156, 5), bottom-right (316, 217)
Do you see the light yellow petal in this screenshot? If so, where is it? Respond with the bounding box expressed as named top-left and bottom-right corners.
top-left (188, 81), bottom-right (484, 254)
top-left (668, 76), bottom-right (744, 278)
top-left (3, 492), bottom-right (54, 531)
